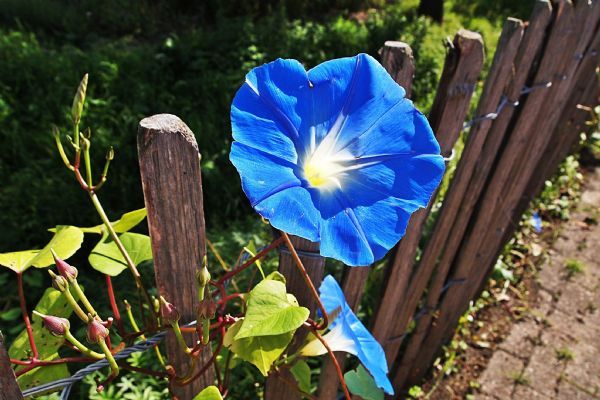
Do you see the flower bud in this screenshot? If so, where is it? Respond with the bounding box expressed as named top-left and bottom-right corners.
top-left (49, 270), bottom-right (69, 292)
top-left (197, 298), bottom-right (217, 320)
top-left (87, 318), bottom-right (110, 344)
top-left (160, 297), bottom-right (180, 324)
top-left (71, 73), bottom-right (88, 126)
top-left (196, 266), bottom-right (211, 289)
top-left (33, 311), bottom-right (70, 337)
top-left (51, 249), bottom-right (78, 281)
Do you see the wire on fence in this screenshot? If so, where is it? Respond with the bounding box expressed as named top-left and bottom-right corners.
top-left (21, 321), bottom-right (197, 399)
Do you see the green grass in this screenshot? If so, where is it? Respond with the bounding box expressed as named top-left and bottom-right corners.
top-left (565, 258), bottom-right (586, 279)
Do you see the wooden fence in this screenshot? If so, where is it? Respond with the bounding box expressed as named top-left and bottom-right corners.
top-left (2, 0), bottom-right (598, 398)
top-left (270, 0), bottom-right (600, 397)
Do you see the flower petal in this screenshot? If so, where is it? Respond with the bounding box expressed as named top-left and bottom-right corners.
top-left (309, 53), bottom-right (407, 158)
top-left (319, 275), bottom-right (394, 395)
top-left (230, 142), bottom-right (302, 207)
top-left (231, 83), bottom-right (300, 163)
top-left (318, 193), bottom-right (375, 266)
top-left (254, 186), bottom-right (321, 242)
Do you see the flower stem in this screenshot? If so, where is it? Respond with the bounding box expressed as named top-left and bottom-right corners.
top-left (64, 331), bottom-right (104, 359)
top-left (98, 339), bottom-right (119, 377)
top-left (280, 232), bottom-right (329, 330)
top-left (70, 279), bottom-right (97, 317)
top-left (63, 286), bottom-right (89, 322)
top-left (171, 321), bottom-right (192, 355)
top-left (311, 327), bottom-right (351, 400)
top-left (16, 272), bottom-right (38, 359)
top-left (89, 193), bottom-right (156, 323)
top-left (217, 236), bottom-right (284, 284)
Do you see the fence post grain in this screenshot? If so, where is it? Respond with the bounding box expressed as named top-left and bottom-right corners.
top-left (264, 236), bottom-right (325, 400)
top-left (413, 0), bottom-right (600, 385)
top-left (370, 30), bottom-right (484, 367)
top-left (138, 114), bottom-right (214, 398)
top-left (0, 332), bottom-right (23, 400)
top-left (391, 16), bottom-right (528, 390)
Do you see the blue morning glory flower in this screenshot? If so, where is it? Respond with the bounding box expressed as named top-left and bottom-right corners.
top-left (530, 212), bottom-right (542, 233)
top-left (301, 274), bottom-right (393, 394)
top-left (230, 54), bottom-right (444, 266)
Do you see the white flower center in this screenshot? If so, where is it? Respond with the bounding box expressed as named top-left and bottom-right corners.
top-left (303, 153), bottom-right (344, 190)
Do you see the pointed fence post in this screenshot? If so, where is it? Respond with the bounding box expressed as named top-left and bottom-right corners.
top-left (0, 332), bottom-right (23, 400)
top-left (138, 114), bottom-right (214, 399)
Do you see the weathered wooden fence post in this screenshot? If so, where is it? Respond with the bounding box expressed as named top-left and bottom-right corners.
top-left (138, 114), bottom-right (214, 399)
top-left (370, 29), bottom-right (485, 367)
top-left (0, 332), bottom-right (23, 400)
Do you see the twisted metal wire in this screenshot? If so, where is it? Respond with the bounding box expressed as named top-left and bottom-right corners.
top-left (18, 79), bottom-right (556, 399)
top-left (21, 321), bottom-right (197, 399)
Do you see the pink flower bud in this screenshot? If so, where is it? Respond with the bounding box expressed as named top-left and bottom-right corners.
top-left (51, 249), bottom-right (78, 281)
top-left (34, 311), bottom-right (70, 337)
top-left (160, 297), bottom-right (180, 324)
top-left (87, 318), bottom-right (109, 344)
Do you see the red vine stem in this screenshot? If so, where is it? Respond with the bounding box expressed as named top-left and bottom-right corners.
top-left (16, 272), bottom-right (38, 360)
top-left (105, 275), bottom-right (125, 336)
top-left (309, 325), bottom-right (351, 400)
top-left (217, 236), bottom-right (284, 284)
top-left (14, 356), bottom-right (97, 377)
top-left (280, 232), bottom-right (329, 330)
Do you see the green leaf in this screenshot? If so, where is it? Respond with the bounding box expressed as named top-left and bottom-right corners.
top-left (17, 352), bottom-right (69, 395)
top-left (58, 208), bottom-right (147, 235)
top-left (89, 232), bottom-right (152, 276)
top-left (0, 250), bottom-right (38, 274)
top-left (224, 320), bottom-right (293, 376)
top-left (0, 226), bottom-right (83, 273)
top-left (235, 279), bottom-right (309, 340)
top-left (192, 385), bottom-right (223, 400)
top-left (290, 360), bottom-right (312, 395)
top-left (265, 271), bottom-right (286, 283)
top-left (9, 287), bottom-right (82, 392)
top-left (344, 365), bottom-right (384, 400)
top-left (0, 307), bottom-right (22, 321)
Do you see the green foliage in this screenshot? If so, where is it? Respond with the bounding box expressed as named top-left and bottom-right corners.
top-left (88, 232), bottom-right (152, 276)
top-left (290, 359), bottom-right (312, 395)
top-left (344, 364), bottom-right (384, 400)
top-left (224, 319), bottom-right (294, 376)
top-left (0, 225), bottom-right (83, 273)
top-left (193, 386), bottom-right (224, 400)
top-left (9, 287), bottom-right (81, 392)
top-left (565, 258), bottom-right (586, 279)
top-left (235, 277), bottom-right (309, 340)
top-left (74, 208), bottom-right (147, 235)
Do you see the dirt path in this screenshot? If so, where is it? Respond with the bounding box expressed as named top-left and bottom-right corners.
top-left (475, 168), bottom-right (600, 399)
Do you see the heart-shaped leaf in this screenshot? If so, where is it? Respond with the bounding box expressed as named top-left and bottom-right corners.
top-left (88, 232), bottom-right (152, 276)
top-left (234, 279), bottom-right (309, 339)
top-left (224, 320), bottom-right (293, 376)
top-left (0, 226), bottom-right (83, 273)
